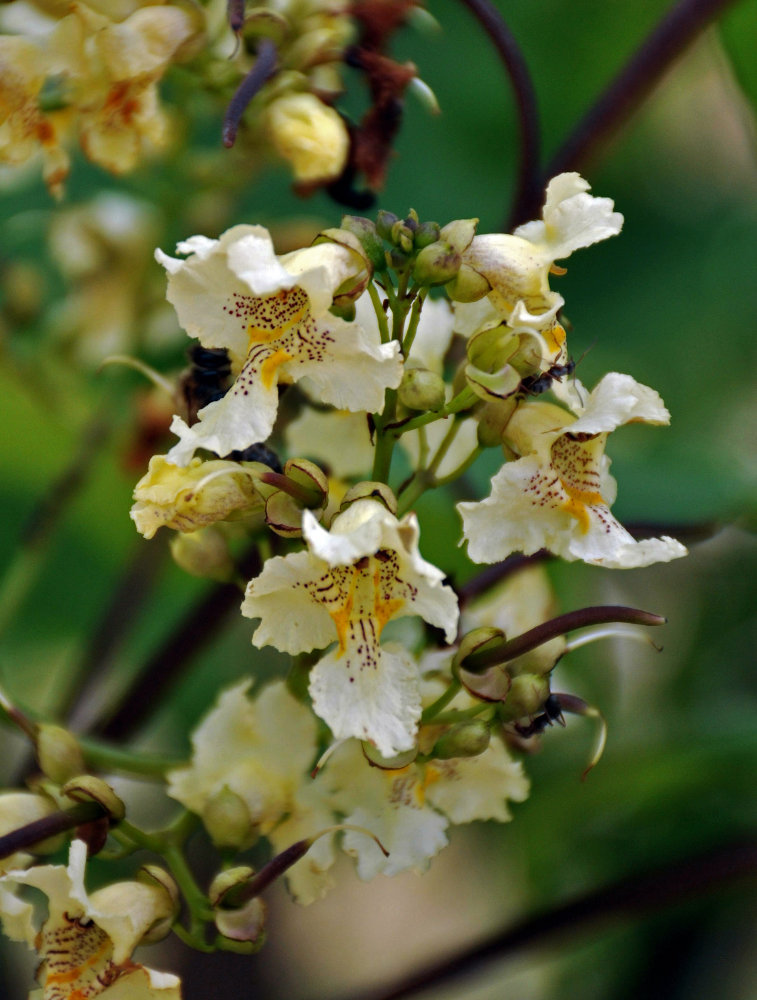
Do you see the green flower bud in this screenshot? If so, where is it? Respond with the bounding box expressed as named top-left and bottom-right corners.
top-left (432, 721), bottom-right (491, 759)
top-left (467, 325), bottom-right (519, 372)
top-left (376, 210), bottom-right (400, 240)
top-left (203, 787), bottom-right (254, 849)
top-left (476, 397), bottom-right (518, 448)
top-left (340, 216), bottom-right (386, 270)
top-left (445, 262), bottom-right (491, 302)
top-left (36, 724), bottom-right (85, 785)
top-left (465, 362), bottom-right (521, 403)
top-left (209, 866), bottom-right (255, 908)
top-left (170, 527), bottom-right (236, 582)
top-left (391, 219), bottom-right (415, 253)
top-left (265, 491), bottom-right (306, 537)
top-left (453, 627), bottom-right (506, 675)
top-left (61, 776), bottom-right (125, 823)
top-left (501, 674), bottom-right (551, 721)
top-left (340, 481), bottom-right (398, 515)
top-left (362, 742), bottom-right (418, 769)
top-left (388, 247), bottom-right (410, 270)
top-left (397, 367), bottom-right (446, 411)
top-left (412, 240), bottom-right (461, 286)
top-left (284, 458), bottom-right (329, 506)
top-left (415, 221), bottom-right (441, 248)
top-left (137, 865), bottom-right (180, 942)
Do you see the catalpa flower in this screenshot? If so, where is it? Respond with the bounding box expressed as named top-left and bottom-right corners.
top-left (168, 680), bottom-right (335, 905)
top-left (241, 498), bottom-right (459, 757)
top-left (325, 698), bottom-right (528, 879)
top-left (156, 226), bottom-right (403, 464)
top-left (452, 172), bottom-right (623, 362)
top-left (459, 373), bottom-right (688, 568)
top-left (0, 839), bottom-right (180, 999)
top-left (131, 453), bottom-right (265, 538)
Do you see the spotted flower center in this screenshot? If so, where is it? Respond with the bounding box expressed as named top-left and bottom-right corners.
top-left (551, 432), bottom-right (606, 533)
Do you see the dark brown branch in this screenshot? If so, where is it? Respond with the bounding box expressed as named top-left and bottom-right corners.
top-left (223, 39), bottom-right (278, 147)
top-left (462, 605), bottom-right (665, 673)
top-left (91, 545), bottom-right (261, 741)
top-left (352, 839), bottom-right (757, 1000)
top-left (0, 802), bottom-right (105, 862)
top-left (544, 0), bottom-right (740, 189)
top-left (458, 0), bottom-right (541, 231)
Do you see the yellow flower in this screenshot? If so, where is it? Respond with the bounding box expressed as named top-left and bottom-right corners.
top-left (266, 92), bottom-right (349, 183)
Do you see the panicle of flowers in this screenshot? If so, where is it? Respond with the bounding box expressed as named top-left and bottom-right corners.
top-left (0, 170), bottom-right (686, 984)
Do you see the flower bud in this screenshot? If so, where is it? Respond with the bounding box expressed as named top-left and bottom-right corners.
top-left (391, 218), bottom-right (416, 254)
top-left (210, 867), bottom-right (267, 945)
top-left (170, 527), bottom-right (236, 582)
top-left (476, 397), bottom-right (518, 448)
top-left (432, 721), bottom-right (491, 759)
top-left (445, 262), bottom-right (491, 302)
top-left (465, 362), bottom-right (521, 403)
top-left (439, 218), bottom-right (477, 253)
top-left (61, 776), bottom-right (125, 823)
top-left (453, 627), bottom-right (506, 675)
top-left (397, 367), bottom-right (446, 411)
top-left (412, 240), bottom-right (461, 286)
top-left (467, 325), bottom-right (519, 372)
top-left (501, 674), bottom-right (551, 721)
top-left (266, 92), bottom-right (349, 183)
top-left (284, 458), bottom-right (329, 506)
top-left (376, 210), bottom-right (400, 240)
top-left (362, 742), bottom-right (417, 769)
top-left (36, 724), bottom-right (85, 785)
top-left (414, 220), bottom-right (441, 249)
top-left (340, 481), bottom-right (397, 515)
top-left (340, 215), bottom-right (386, 270)
top-left (265, 491), bottom-right (307, 537)
top-left (202, 787), bottom-right (254, 849)
top-left (136, 865), bottom-right (180, 942)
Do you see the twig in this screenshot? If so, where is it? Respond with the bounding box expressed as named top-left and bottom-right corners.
top-left (543, 0), bottom-right (740, 191)
top-left (457, 0), bottom-right (541, 231)
top-left (351, 838), bottom-right (757, 1000)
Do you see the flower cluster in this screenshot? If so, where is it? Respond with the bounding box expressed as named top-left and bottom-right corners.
top-left (0, 172), bottom-right (686, 991)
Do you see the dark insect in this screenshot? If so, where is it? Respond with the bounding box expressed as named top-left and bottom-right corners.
top-left (179, 345), bottom-right (283, 472)
top-left (520, 357), bottom-right (576, 396)
top-left (513, 694), bottom-right (566, 738)
top-left (180, 345), bottom-right (231, 426)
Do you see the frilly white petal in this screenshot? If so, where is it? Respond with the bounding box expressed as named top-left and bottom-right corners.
top-left (341, 804), bottom-right (448, 879)
top-left (567, 372), bottom-right (671, 431)
top-left (426, 744), bottom-right (529, 823)
top-left (309, 641), bottom-right (422, 757)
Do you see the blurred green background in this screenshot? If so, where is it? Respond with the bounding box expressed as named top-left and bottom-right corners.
top-left (1, 0), bottom-right (756, 997)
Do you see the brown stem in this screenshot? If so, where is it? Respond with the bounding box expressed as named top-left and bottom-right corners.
top-left (351, 839), bottom-right (757, 1000)
top-left (457, 0), bottom-right (541, 231)
top-left (0, 802), bottom-right (105, 862)
top-left (542, 0), bottom-right (739, 196)
top-left (223, 39), bottom-right (278, 147)
top-left (91, 545), bottom-right (261, 741)
top-left (463, 605), bottom-right (665, 673)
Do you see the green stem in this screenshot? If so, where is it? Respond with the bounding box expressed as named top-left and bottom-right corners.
top-left (389, 387), bottom-right (478, 436)
top-left (401, 289), bottom-right (427, 358)
top-left (421, 679), bottom-right (462, 723)
top-left (78, 737), bottom-right (183, 779)
top-left (368, 282), bottom-right (391, 343)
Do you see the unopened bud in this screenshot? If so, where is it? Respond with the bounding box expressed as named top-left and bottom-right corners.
top-left (209, 866), bottom-right (255, 907)
top-left (412, 240), bottom-right (461, 286)
top-left (61, 776), bottom-right (125, 823)
top-left (340, 216), bottom-right (385, 270)
top-left (453, 627), bottom-right (506, 675)
top-left (137, 865), bottom-right (180, 942)
top-left (170, 527), bottom-right (235, 582)
top-left (202, 787), bottom-right (254, 849)
top-left (210, 866), bottom-right (266, 945)
top-left (415, 220), bottom-right (441, 248)
top-left (446, 262), bottom-right (490, 302)
top-left (466, 362), bottom-right (521, 402)
top-left (476, 397), bottom-right (518, 448)
top-left (397, 367), bottom-right (446, 411)
top-left (432, 721), bottom-right (491, 759)
top-left (284, 458), bottom-right (328, 505)
top-left (36, 725), bottom-right (85, 785)
top-left (502, 674), bottom-right (551, 721)
top-left (376, 210), bottom-right (399, 240)
top-left (340, 481), bottom-right (397, 515)
top-left (391, 219), bottom-right (415, 253)
top-left (362, 742), bottom-right (417, 769)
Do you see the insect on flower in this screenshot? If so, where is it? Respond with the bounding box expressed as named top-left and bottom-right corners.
top-left (180, 345), bottom-right (232, 426)
top-left (520, 357), bottom-right (577, 396)
top-left (513, 693), bottom-right (566, 738)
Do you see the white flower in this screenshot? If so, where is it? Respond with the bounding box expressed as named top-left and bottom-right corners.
top-left (453, 172), bottom-right (623, 359)
top-left (241, 498), bottom-right (459, 756)
top-left (459, 373), bottom-right (688, 569)
top-left (326, 727), bottom-right (528, 879)
top-left (0, 840), bottom-right (179, 998)
top-left (168, 680), bottom-right (334, 904)
top-left (156, 226), bottom-right (403, 464)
